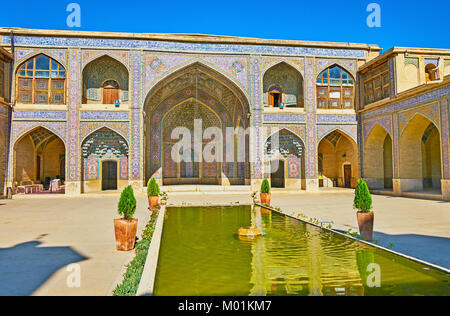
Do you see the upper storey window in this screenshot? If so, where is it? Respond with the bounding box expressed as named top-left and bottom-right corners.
top-left (425, 63), bottom-right (439, 82)
top-left (82, 55), bottom-right (129, 105)
top-left (16, 54), bottom-right (66, 104)
top-left (363, 62), bottom-right (390, 105)
top-left (316, 65), bottom-right (354, 109)
top-left (263, 62), bottom-right (304, 108)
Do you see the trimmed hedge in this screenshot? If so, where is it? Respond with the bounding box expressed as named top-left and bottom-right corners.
top-left (260, 179), bottom-right (270, 194)
top-left (147, 178), bottom-right (160, 197)
top-left (354, 179), bottom-right (373, 212)
top-left (118, 185), bottom-right (136, 220)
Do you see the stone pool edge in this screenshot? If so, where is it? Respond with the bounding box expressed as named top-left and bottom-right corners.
top-left (136, 205), bottom-right (167, 296)
top-left (256, 203), bottom-right (450, 275)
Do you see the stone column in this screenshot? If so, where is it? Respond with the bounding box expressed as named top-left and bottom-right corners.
top-left (304, 57), bottom-right (319, 191)
top-left (440, 99), bottom-right (450, 200)
top-left (392, 113), bottom-right (402, 196)
top-left (129, 50), bottom-right (144, 192)
top-left (250, 55), bottom-right (263, 191)
top-left (65, 49), bottom-right (82, 196)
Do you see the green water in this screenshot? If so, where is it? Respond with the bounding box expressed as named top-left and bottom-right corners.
top-left (153, 206), bottom-right (450, 296)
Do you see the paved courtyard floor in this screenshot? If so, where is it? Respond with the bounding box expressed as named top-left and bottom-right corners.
top-left (0, 194), bottom-right (150, 296)
top-left (0, 191), bottom-right (448, 296)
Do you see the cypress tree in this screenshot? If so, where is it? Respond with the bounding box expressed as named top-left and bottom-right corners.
top-left (354, 179), bottom-right (373, 212)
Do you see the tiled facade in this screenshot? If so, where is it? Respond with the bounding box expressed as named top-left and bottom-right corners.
top-left (0, 28), bottom-right (448, 199)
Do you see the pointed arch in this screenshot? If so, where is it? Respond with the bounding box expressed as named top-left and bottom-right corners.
top-left (363, 124), bottom-right (393, 189)
top-left (262, 59), bottom-right (304, 76)
top-left (264, 128), bottom-right (306, 189)
top-left (14, 124), bottom-right (66, 147)
top-left (16, 54), bottom-right (67, 105)
top-left (364, 118), bottom-right (393, 141)
top-left (144, 60), bottom-right (251, 107)
top-left (15, 51), bottom-right (67, 72)
top-left (13, 126), bottom-right (66, 189)
top-left (81, 127), bottom-right (129, 193)
top-left (144, 61), bottom-right (251, 185)
top-left (316, 62), bottom-right (355, 80)
top-left (399, 113), bottom-right (442, 192)
top-left (400, 111), bottom-right (440, 137)
top-left (264, 127), bottom-right (306, 146)
top-left (81, 127), bottom-right (129, 158)
top-left (317, 126), bottom-right (357, 145)
top-left (144, 61), bottom-right (250, 114)
top-left (318, 128), bottom-right (359, 188)
top-left (80, 124), bottom-right (129, 145)
top-left (316, 64), bottom-right (355, 110)
top-left (263, 61), bottom-right (304, 108)
top-left (82, 52), bottom-right (130, 73)
top-left (82, 55), bottom-right (129, 104)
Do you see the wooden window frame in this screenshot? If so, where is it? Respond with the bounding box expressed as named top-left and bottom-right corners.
top-left (16, 54), bottom-right (66, 105)
top-left (316, 66), bottom-right (354, 110)
top-left (363, 63), bottom-right (390, 105)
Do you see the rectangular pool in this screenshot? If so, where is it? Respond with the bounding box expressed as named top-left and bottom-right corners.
top-left (153, 206), bottom-right (449, 296)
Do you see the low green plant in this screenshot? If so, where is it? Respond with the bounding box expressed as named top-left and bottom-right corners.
top-left (112, 239), bottom-right (149, 296)
top-left (118, 185), bottom-right (136, 220)
top-left (353, 179), bottom-right (373, 212)
top-left (260, 179), bottom-right (270, 194)
top-left (113, 209), bottom-right (160, 296)
top-left (147, 178), bottom-right (160, 197)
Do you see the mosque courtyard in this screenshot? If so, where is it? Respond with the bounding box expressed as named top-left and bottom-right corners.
top-left (0, 192), bottom-right (448, 296)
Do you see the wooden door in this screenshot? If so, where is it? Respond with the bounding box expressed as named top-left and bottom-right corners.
top-left (102, 161), bottom-right (118, 191)
top-left (344, 165), bottom-right (352, 188)
top-left (271, 159), bottom-right (285, 188)
top-left (103, 87), bottom-right (119, 104)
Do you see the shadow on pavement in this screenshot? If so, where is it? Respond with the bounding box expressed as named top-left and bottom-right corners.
top-left (335, 229), bottom-right (450, 270)
top-left (0, 241), bottom-right (88, 296)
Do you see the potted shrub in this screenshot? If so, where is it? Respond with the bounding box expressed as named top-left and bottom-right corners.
top-left (160, 191), bottom-right (168, 206)
top-left (147, 178), bottom-right (160, 210)
top-left (354, 179), bottom-right (374, 241)
top-left (114, 185), bottom-right (138, 251)
top-left (260, 179), bottom-right (271, 205)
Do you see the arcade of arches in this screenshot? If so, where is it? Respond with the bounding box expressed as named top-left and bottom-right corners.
top-left (364, 114), bottom-right (443, 194)
top-left (144, 63), bottom-right (250, 186)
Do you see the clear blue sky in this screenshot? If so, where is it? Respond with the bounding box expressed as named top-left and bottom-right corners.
top-left (1, 0), bottom-right (449, 52)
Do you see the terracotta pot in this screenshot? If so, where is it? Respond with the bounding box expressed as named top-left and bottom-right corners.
top-left (114, 218), bottom-right (138, 251)
top-left (148, 196), bottom-right (159, 210)
top-left (260, 193), bottom-right (271, 205)
top-left (357, 211), bottom-right (374, 241)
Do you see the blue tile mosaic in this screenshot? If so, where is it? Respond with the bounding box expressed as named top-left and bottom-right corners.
top-left (2, 36), bottom-right (367, 59)
top-left (13, 111), bottom-right (67, 120)
top-left (80, 111), bottom-right (129, 120)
